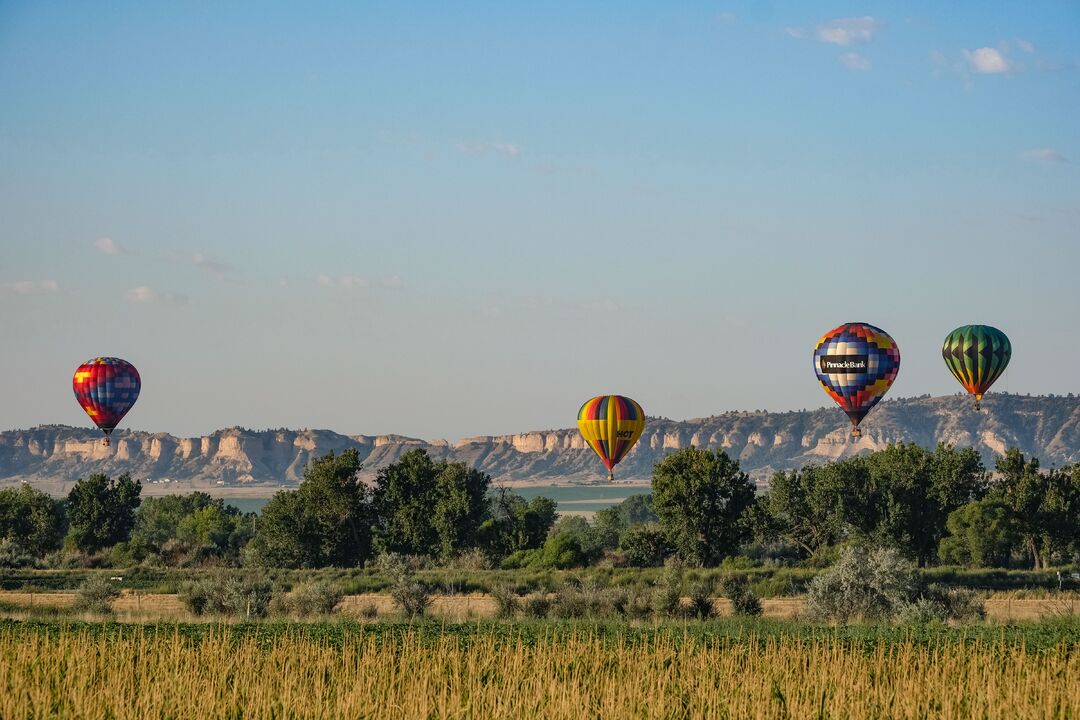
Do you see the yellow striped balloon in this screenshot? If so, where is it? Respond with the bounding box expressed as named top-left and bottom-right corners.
top-left (577, 395), bottom-right (646, 481)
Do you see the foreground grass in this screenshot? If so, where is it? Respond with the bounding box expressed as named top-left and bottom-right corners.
top-left (0, 619), bottom-right (1077, 718)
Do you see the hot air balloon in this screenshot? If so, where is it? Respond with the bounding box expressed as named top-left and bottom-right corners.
top-left (577, 395), bottom-right (645, 481)
top-left (813, 323), bottom-right (900, 438)
top-left (72, 357), bottom-right (141, 446)
top-left (942, 325), bottom-right (1011, 411)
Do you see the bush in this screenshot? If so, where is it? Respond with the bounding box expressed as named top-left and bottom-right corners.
top-left (688, 580), bottom-right (716, 620)
top-left (490, 585), bottom-right (519, 619)
top-left (720, 575), bottom-right (763, 617)
top-left (523, 593), bottom-right (552, 618)
top-left (622, 588), bottom-right (653, 621)
top-left (72, 576), bottom-right (121, 614)
top-left (0, 538), bottom-right (36, 569)
top-left (804, 547), bottom-right (921, 623)
top-left (652, 562), bottom-right (685, 618)
top-left (619, 524), bottom-right (671, 567)
top-left (284, 581), bottom-right (344, 617)
top-left (357, 602), bottom-right (378, 620)
top-left (178, 574), bottom-right (276, 618)
top-left (390, 573), bottom-right (430, 618)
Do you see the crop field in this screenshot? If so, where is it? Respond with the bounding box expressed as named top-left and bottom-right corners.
top-left (0, 619), bottom-right (1077, 719)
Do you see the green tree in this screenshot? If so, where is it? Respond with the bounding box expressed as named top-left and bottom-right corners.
top-left (373, 449), bottom-right (492, 557)
top-left (938, 498), bottom-right (1018, 567)
top-left (246, 449), bottom-right (370, 568)
top-left (619, 523), bottom-right (670, 567)
top-left (864, 443), bottom-right (988, 565)
top-left (431, 462), bottom-right (490, 558)
top-left (66, 473), bottom-right (142, 553)
top-left (652, 447), bottom-right (756, 566)
top-left (478, 490), bottom-right (557, 559)
top-left (0, 484), bottom-right (66, 558)
top-left (593, 493), bottom-right (657, 550)
top-left (995, 449), bottom-right (1079, 569)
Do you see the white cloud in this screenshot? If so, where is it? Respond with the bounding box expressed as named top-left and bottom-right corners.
top-left (1, 279), bottom-right (59, 296)
top-left (317, 274), bottom-right (403, 290)
top-left (840, 52), bottom-right (872, 71)
top-left (125, 286), bottom-right (187, 304)
top-left (1022, 148), bottom-right (1069, 164)
top-left (1016, 39), bottom-right (1035, 54)
top-left (190, 253), bottom-right (233, 277)
top-left (965, 47), bottom-right (1009, 74)
top-left (783, 27), bottom-right (807, 39)
top-left (455, 141), bottom-right (522, 159)
top-left (94, 237), bottom-right (123, 255)
top-left (817, 17), bottom-right (882, 46)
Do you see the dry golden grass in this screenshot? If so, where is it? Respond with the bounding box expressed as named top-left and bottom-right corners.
top-left (5, 590), bottom-right (1080, 623)
top-left (0, 625), bottom-right (1075, 719)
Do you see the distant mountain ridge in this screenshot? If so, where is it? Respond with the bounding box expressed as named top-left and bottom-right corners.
top-left (2, 394), bottom-right (1079, 489)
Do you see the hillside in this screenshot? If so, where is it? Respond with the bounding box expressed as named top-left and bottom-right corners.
top-left (2, 394), bottom-right (1079, 490)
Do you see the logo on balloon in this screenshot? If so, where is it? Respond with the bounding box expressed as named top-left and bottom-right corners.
top-left (819, 355), bottom-right (868, 373)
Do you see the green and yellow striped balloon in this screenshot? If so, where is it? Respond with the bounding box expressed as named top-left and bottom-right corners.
top-left (942, 325), bottom-right (1011, 410)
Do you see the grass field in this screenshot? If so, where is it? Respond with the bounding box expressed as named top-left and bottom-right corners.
top-left (0, 619), bottom-right (1076, 719)
top-left (1, 589), bottom-right (1078, 623)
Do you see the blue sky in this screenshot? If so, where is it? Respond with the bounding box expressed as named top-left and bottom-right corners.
top-left (1, 1), bottom-right (1077, 439)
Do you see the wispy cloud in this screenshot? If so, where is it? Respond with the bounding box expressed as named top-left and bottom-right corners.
top-left (125, 286), bottom-right (188, 305)
top-left (455, 141), bottom-right (522, 159)
top-left (1016, 39), bottom-right (1035, 54)
top-left (94, 237), bottom-right (124, 255)
top-left (840, 52), bottom-right (872, 71)
top-left (1, 279), bottom-right (60, 296)
top-left (783, 26), bottom-right (807, 39)
top-left (816, 17), bottom-right (883, 46)
top-left (716, 12), bottom-right (737, 25)
top-left (1022, 148), bottom-right (1069, 164)
top-left (190, 253), bottom-right (234, 278)
top-left (964, 47), bottom-right (1009, 74)
top-left (316, 274), bottom-right (403, 290)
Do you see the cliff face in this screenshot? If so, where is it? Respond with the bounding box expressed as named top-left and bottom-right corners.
top-left (2, 394), bottom-right (1079, 487)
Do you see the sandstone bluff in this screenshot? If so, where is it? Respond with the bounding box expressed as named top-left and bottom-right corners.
top-left (2, 394), bottom-right (1078, 489)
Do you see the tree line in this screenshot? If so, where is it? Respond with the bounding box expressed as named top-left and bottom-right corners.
top-left (1, 443), bottom-right (1077, 570)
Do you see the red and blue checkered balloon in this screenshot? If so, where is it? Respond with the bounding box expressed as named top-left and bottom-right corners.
top-left (72, 357), bottom-right (141, 445)
top-left (813, 323), bottom-right (900, 436)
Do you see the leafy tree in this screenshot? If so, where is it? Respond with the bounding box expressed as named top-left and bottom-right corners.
top-left (0, 484), bottom-right (66, 557)
top-left (478, 490), bottom-right (557, 559)
top-left (652, 447), bottom-right (756, 566)
top-left (431, 461), bottom-right (490, 558)
top-left (246, 449), bottom-right (370, 568)
top-left (373, 449), bottom-right (492, 557)
top-left (995, 449), bottom-right (1080, 569)
top-left (938, 498), bottom-right (1018, 567)
top-left (593, 493), bottom-right (657, 550)
top-left (66, 473), bottom-right (142, 553)
top-left (619, 523), bottom-right (670, 567)
top-left (864, 443), bottom-right (988, 565)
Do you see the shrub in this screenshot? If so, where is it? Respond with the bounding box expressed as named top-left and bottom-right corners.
top-left (490, 585), bottom-right (519, 619)
top-left (619, 524), bottom-right (671, 567)
top-left (653, 562), bottom-right (685, 618)
top-left (622, 589), bottom-right (653, 621)
top-left (178, 574), bottom-right (276, 618)
top-left (804, 547), bottom-right (921, 623)
top-left (688, 580), bottom-right (716, 620)
top-left (0, 538), bottom-right (36, 569)
top-left (285, 581), bottom-right (344, 617)
top-left (72, 576), bottom-right (121, 614)
top-left (523, 594), bottom-right (552, 618)
top-left (390, 573), bottom-right (430, 618)
top-left (720, 575), bottom-right (763, 617)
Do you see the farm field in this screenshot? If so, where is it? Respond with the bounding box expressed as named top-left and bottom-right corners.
top-left (0, 619), bottom-right (1076, 719)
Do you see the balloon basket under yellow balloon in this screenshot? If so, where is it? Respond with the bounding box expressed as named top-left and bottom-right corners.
top-left (102, 437), bottom-right (110, 447)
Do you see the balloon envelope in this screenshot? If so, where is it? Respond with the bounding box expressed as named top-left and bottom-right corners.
top-left (813, 323), bottom-right (900, 435)
top-left (73, 357), bottom-right (141, 443)
top-left (942, 325), bottom-right (1011, 407)
top-left (577, 395), bottom-right (645, 479)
